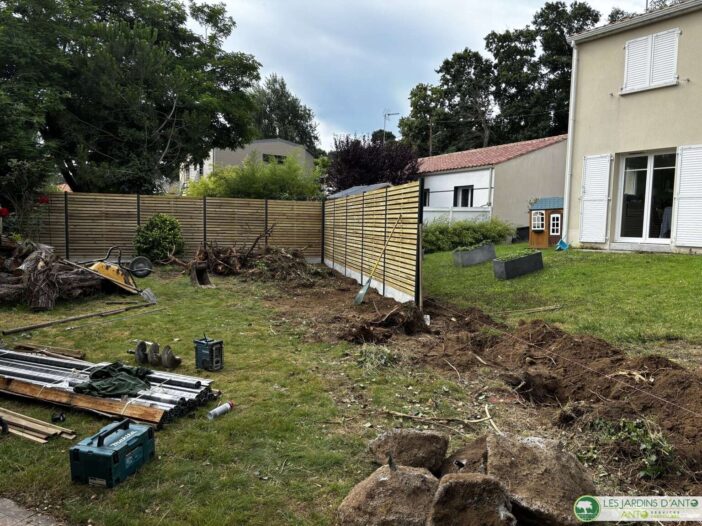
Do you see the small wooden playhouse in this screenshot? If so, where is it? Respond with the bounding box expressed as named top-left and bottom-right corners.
top-left (528, 197), bottom-right (563, 249)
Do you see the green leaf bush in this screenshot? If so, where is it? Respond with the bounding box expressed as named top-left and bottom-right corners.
top-left (423, 218), bottom-right (515, 253)
top-left (134, 213), bottom-right (184, 262)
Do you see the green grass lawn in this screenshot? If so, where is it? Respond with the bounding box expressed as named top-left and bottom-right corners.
top-left (0, 270), bottom-right (481, 525)
top-left (423, 245), bottom-right (702, 346)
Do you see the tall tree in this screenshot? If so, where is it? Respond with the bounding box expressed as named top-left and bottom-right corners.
top-left (398, 83), bottom-right (444, 157)
top-left (326, 135), bottom-right (418, 193)
top-left (532, 1), bottom-right (600, 134)
top-left (370, 129), bottom-right (396, 144)
top-left (437, 49), bottom-right (495, 150)
top-left (485, 27), bottom-right (548, 142)
top-left (1, 0), bottom-right (261, 194)
top-left (252, 74), bottom-right (319, 152)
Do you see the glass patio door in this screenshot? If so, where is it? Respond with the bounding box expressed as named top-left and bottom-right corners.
top-left (618, 153), bottom-right (675, 243)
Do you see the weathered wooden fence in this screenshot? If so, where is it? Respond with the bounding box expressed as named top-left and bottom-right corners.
top-left (36, 193), bottom-right (323, 261)
top-left (323, 181), bottom-right (423, 304)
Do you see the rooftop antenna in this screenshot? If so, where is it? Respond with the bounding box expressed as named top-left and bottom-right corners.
top-left (382, 110), bottom-right (399, 145)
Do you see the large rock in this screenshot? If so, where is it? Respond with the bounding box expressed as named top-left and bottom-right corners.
top-left (486, 433), bottom-right (596, 526)
top-left (439, 434), bottom-right (487, 477)
top-left (337, 465), bottom-right (439, 526)
top-left (369, 429), bottom-right (449, 473)
top-left (428, 473), bottom-right (517, 526)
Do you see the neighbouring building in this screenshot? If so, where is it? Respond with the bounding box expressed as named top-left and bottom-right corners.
top-left (178, 138), bottom-right (314, 192)
top-left (528, 197), bottom-right (564, 249)
top-left (418, 135), bottom-right (567, 236)
top-left (564, 0), bottom-right (702, 253)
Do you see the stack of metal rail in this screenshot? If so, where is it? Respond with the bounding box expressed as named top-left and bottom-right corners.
top-left (0, 349), bottom-right (219, 425)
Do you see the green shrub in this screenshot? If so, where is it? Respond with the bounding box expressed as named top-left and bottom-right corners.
top-left (187, 154), bottom-right (320, 200)
top-left (134, 213), bottom-right (184, 262)
top-left (423, 218), bottom-right (515, 253)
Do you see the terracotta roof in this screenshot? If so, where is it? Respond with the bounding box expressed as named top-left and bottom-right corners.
top-left (56, 183), bottom-right (72, 192)
top-left (418, 134), bottom-right (567, 174)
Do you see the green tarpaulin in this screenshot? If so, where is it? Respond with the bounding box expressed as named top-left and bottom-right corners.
top-left (74, 362), bottom-right (152, 398)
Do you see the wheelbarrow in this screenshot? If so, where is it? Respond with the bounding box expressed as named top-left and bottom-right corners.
top-left (63, 246), bottom-right (157, 303)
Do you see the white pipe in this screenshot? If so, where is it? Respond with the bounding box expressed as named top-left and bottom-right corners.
top-left (562, 44), bottom-right (579, 243)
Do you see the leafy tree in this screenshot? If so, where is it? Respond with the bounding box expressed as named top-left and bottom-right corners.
top-left (608, 7), bottom-right (636, 23)
top-left (532, 2), bottom-right (601, 134)
top-left (1, 0), bottom-right (261, 194)
top-left (371, 129), bottom-right (396, 144)
top-left (398, 84), bottom-right (445, 157)
top-left (485, 27), bottom-right (548, 142)
top-left (252, 74), bottom-right (319, 152)
top-left (187, 155), bottom-right (319, 200)
top-left (326, 135), bottom-right (419, 193)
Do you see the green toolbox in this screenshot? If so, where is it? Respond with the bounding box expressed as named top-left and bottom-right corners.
top-left (70, 419), bottom-right (155, 488)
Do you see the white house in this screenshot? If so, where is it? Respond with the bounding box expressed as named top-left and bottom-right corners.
top-left (418, 135), bottom-right (567, 233)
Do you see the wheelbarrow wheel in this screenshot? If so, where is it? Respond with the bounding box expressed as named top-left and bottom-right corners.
top-left (129, 256), bottom-right (153, 278)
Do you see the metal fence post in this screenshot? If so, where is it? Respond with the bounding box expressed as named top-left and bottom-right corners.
top-left (264, 199), bottom-right (269, 248)
top-left (63, 192), bottom-right (70, 260)
top-left (415, 178), bottom-right (425, 307)
top-left (360, 193), bottom-right (365, 283)
top-left (320, 198), bottom-right (325, 264)
top-left (203, 196), bottom-right (207, 245)
top-left (136, 194), bottom-right (141, 227)
top-left (344, 197), bottom-right (348, 276)
top-left (383, 188), bottom-right (388, 297)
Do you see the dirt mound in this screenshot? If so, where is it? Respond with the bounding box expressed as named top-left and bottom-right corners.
top-left (343, 303), bottom-right (431, 344)
top-left (369, 429), bottom-right (449, 474)
top-left (244, 247), bottom-right (331, 284)
top-left (485, 320), bottom-right (702, 470)
top-left (337, 465), bottom-right (438, 526)
top-left (428, 473), bottom-right (516, 526)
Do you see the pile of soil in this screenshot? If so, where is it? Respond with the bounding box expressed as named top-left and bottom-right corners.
top-left (484, 320), bottom-right (702, 471)
top-left (343, 303), bottom-right (432, 344)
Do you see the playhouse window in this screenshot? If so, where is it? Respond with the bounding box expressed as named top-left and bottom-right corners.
top-left (550, 213), bottom-right (561, 236)
top-left (532, 211), bottom-right (545, 231)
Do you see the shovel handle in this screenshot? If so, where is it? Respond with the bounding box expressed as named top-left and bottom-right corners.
top-left (367, 214), bottom-right (402, 282)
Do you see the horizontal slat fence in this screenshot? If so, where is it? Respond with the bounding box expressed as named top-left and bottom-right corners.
top-left (36, 193), bottom-right (322, 261)
top-left (324, 181), bottom-right (422, 304)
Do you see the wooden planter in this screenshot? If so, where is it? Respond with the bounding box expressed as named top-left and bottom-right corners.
top-left (493, 251), bottom-right (543, 280)
top-left (453, 244), bottom-right (496, 267)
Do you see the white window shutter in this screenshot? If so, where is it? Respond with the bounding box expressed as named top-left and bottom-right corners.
top-left (651, 29), bottom-right (679, 86)
top-left (623, 36), bottom-right (651, 92)
top-left (673, 145), bottom-right (702, 247)
top-left (580, 154), bottom-right (612, 243)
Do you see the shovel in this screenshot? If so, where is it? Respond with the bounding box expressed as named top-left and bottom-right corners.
top-left (354, 215), bottom-right (403, 305)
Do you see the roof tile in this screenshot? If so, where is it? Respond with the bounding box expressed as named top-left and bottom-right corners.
top-left (418, 134), bottom-right (567, 174)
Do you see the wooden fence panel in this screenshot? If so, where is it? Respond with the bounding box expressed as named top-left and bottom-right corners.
top-left (323, 181), bottom-right (421, 303)
top-left (36, 193), bottom-right (323, 261)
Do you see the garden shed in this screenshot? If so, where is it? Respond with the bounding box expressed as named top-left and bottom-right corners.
top-left (528, 197), bottom-right (563, 249)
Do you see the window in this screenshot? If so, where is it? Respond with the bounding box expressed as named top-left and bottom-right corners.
top-left (453, 186), bottom-right (474, 208)
top-left (422, 189), bottom-right (430, 207)
top-left (263, 154), bottom-right (286, 164)
top-left (532, 211), bottom-right (545, 231)
top-left (550, 213), bottom-right (561, 236)
top-left (622, 28), bottom-right (679, 94)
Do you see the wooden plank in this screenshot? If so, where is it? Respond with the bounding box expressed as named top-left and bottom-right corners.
top-left (0, 377), bottom-right (166, 427)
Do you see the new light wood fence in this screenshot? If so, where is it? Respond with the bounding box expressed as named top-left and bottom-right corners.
top-left (323, 181), bottom-right (422, 304)
top-left (36, 193), bottom-right (322, 261)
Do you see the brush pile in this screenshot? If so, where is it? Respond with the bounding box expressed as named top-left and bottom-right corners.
top-left (0, 237), bottom-right (103, 310)
top-left (167, 227), bottom-right (330, 286)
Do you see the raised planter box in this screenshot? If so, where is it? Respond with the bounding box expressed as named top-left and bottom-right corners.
top-left (493, 251), bottom-right (543, 280)
top-left (453, 244), bottom-right (496, 267)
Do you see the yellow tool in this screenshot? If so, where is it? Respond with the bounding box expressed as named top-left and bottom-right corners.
top-left (63, 247), bottom-right (156, 303)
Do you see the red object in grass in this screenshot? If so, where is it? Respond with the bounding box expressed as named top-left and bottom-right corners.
top-left (0, 208), bottom-right (9, 217)
top-left (38, 195), bottom-right (50, 204)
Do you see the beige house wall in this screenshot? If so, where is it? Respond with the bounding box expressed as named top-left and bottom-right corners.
top-left (214, 139), bottom-right (314, 173)
top-left (493, 140), bottom-right (567, 228)
top-left (566, 8), bottom-right (702, 250)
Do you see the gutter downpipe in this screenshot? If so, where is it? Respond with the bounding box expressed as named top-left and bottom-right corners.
top-left (562, 42), bottom-right (578, 244)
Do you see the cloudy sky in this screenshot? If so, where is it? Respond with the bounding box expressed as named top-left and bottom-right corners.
top-left (222, 0), bottom-right (645, 150)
